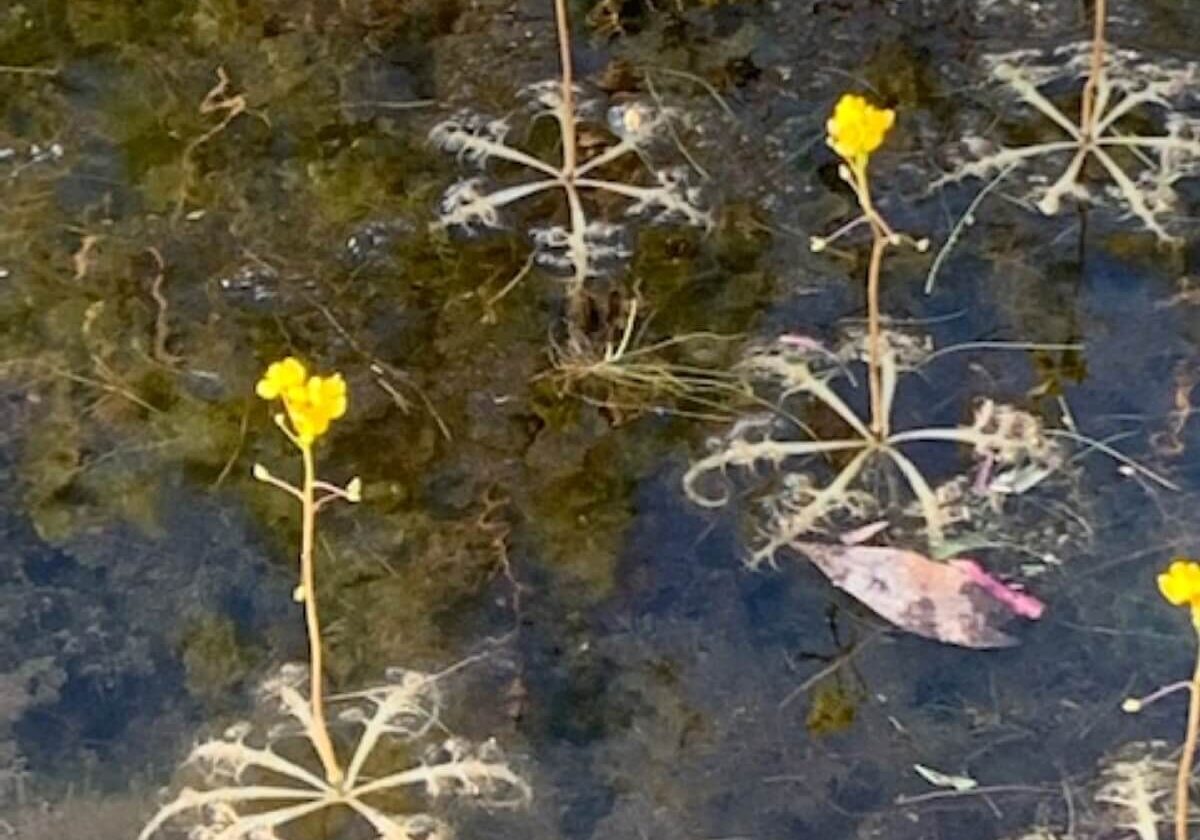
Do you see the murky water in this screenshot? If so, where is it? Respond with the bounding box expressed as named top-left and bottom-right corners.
top-left (2, 1), bottom-right (1200, 838)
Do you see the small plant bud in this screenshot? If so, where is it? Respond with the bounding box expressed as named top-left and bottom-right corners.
top-left (293, 585), bottom-right (306, 603)
top-left (346, 477), bottom-right (362, 503)
top-left (1121, 697), bottom-right (1142, 713)
top-left (252, 463), bottom-right (269, 481)
top-left (809, 236), bottom-right (827, 253)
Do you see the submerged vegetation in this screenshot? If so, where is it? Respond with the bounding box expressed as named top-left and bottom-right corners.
top-left (1, 0), bottom-right (1200, 838)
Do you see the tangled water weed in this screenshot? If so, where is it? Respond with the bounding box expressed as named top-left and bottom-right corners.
top-left (541, 300), bottom-right (754, 422)
top-left (1000, 741), bottom-right (1191, 840)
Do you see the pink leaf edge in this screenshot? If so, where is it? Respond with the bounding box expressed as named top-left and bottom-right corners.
top-left (948, 559), bottom-right (1046, 620)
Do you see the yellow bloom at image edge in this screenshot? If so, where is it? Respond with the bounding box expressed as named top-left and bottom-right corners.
top-left (1158, 558), bottom-right (1200, 609)
top-left (256, 357), bottom-right (347, 444)
top-left (827, 94), bottom-right (895, 163)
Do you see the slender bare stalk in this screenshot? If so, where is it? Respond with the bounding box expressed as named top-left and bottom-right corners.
top-left (300, 444), bottom-right (343, 786)
top-left (1176, 623), bottom-right (1200, 840)
top-left (1079, 0), bottom-right (1107, 134)
top-left (555, 0), bottom-right (576, 177)
top-left (848, 165), bottom-right (897, 439)
top-left (551, 0), bottom-right (591, 343)
top-left (865, 236), bottom-right (887, 438)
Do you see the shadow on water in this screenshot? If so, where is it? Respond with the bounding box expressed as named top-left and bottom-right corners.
top-left (2, 0), bottom-right (1200, 838)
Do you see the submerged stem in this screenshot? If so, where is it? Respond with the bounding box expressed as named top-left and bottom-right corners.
top-left (300, 443), bottom-right (342, 786)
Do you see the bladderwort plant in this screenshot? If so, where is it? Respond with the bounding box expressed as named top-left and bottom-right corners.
top-left (1122, 559), bottom-right (1200, 840)
top-left (140, 358), bottom-right (529, 840)
top-left (933, 0), bottom-right (1200, 253)
top-left (430, 0), bottom-right (710, 335)
top-left (683, 95), bottom-right (1173, 567)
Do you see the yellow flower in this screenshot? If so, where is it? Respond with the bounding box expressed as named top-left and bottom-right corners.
top-left (256, 357), bottom-right (308, 401)
top-left (1159, 559), bottom-right (1200, 618)
top-left (256, 358), bottom-right (348, 445)
top-left (291, 374), bottom-right (348, 443)
top-left (827, 94), bottom-right (895, 167)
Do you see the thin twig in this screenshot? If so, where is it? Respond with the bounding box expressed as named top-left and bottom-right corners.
top-left (646, 66), bottom-right (738, 122)
top-left (0, 64), bottom-right (58, 76)
top-left (894, 784), bottom-right (1054, 806)
top-left (925, 162), bottom-right (1020, 294)
top-left (212, 400), bottom-right (250, 489)
top-left (146, 247), bottom-right (182, 366)
top-left (643, 74), bottom-right (710, 181)
top-left (1046, 428), bottom-right (1179, 490)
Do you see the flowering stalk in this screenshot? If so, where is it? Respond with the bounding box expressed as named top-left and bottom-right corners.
top-left (823, 95), bottom-right (906, 439)
top-left (1153, 559), bottom-right (1200, 840)
top-left (298, 439), bottom-right (338, 784)
top-left (254, 358), bottom-right (360, 787)
top-left (1178, 625), bottom-right (1200, 840)
top-left (848, 163), bottom-right (897, 438)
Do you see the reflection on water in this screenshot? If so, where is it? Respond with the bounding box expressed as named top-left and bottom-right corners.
top-left (1, 0), bottom-right (1200, 838)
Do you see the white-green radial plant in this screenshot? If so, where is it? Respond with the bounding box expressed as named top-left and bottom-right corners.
top-left (140, 665), bottom-right (530, 840)
top-left (935, 41), bottom-right (1200, 241)
top-left (683, 335), bottom-right (1064, 567)
top-left (431, 81), bottom-right (710, 298)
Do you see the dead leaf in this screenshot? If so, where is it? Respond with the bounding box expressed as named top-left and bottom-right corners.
top-left (794, 542), bottom-right (1044, 649)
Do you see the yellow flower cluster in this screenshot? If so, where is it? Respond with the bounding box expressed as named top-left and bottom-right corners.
top-left (256, 357), bottom-right (347, 445)
top-left (1159, 558), bottom-right (1200, 622)
top-left (827, 94), bottom-right (895, 168)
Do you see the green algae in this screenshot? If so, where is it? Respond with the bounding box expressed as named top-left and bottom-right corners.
top-left (179, 614), bottom-right (258, 706)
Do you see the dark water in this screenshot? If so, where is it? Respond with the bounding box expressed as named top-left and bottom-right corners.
top-left (2, 0), bottom-right (1200, 837)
